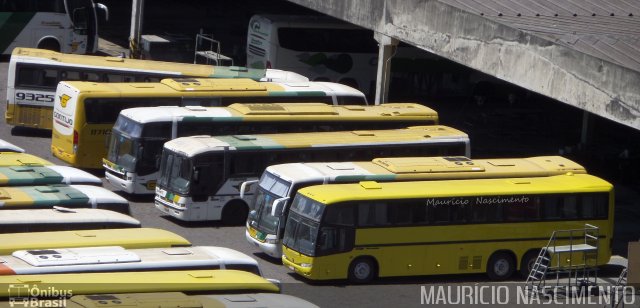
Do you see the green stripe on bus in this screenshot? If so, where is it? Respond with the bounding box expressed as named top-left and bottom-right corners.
top-left (267, 91), bottom-right (326, 96)
top-left (181, 116), bottom-right (243, 122)
top-left (0, 12), bottom-right (36, 54)
top-left (334, 174), bottom-right (396, 182)
top-left (209, 67), bottom-right (267, 80)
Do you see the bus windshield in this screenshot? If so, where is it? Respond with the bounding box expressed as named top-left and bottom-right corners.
top-left (282, 194), bottom-right (325, 256)
top-left (158, 151), bottom-right (192, 195)
top-left (107, 134), bottom-right (140, 172)
top-left (252, 172), bottom-right (292, 234)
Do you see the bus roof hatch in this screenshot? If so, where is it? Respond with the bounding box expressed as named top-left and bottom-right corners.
top-left (372, 157), bottom-right (485, 174)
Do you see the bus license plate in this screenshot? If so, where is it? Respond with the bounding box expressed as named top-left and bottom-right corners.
top-left (249, 227), bottom-right (257, 238)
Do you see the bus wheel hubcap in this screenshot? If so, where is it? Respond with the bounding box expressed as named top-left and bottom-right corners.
top-left (354, 262), bottom-right (370, 279)
top-left (495, 259), bottom-right (509, 276)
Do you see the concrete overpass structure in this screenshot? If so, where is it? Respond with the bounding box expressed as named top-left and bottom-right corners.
top-left (286, 0), bottom-right (640, 132)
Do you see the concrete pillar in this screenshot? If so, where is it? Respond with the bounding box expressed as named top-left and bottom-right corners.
top-left (129, 0), bottom-right (145, 59)
top-left (374, 33), bottom-right (398, 104)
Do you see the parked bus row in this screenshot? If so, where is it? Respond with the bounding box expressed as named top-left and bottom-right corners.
top-left (6, 47), bottom-right (331, 130)
top-left (0, 228), bottom-right (317, 307)
top-left (0, 144), bottom-right (315, 305)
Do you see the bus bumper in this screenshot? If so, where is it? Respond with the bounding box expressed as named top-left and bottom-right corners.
top-left (245, 228), bottom-right (282, 259)
top-left (282, 249), bottom-right (315, 279)
top-left (155, 197), bottom-right (190, 221)
top-left (51, 145), bottom-right (76, 165)
top-left (104, 170), bottom-right (136, 194)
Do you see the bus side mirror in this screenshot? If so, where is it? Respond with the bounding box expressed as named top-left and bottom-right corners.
top-left (239, 180), bottom-right (258, 198)
top-left (270, 197), bottom-right (290, 217)
top-left (96, 3), bottom-right (109, 21)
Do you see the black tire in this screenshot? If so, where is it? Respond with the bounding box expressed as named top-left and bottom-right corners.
top-left (348, 257), bottom-right (376, 284)
top-left (520, 250), bottom-right (541, 278)
top-left (221, 201), bottom-right (248, 226)
top-left (38, 39), bottom-right (61, 52)
top-left (487, 252), bottom-right (515, 281)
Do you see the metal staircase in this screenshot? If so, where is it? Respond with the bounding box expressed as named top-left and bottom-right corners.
top-left (193, 32), bottom-right (234, 66)
top-left (609, 268), bottom-right (628, 308)
top-left (525, 224), bottom-right (600, 296)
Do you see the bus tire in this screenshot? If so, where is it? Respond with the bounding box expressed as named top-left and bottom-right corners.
top-left (221, 200), bottom-right (248, 226)
top-left (348, 257), bottom-right (376, 284)
top-left (520, 249), bottom-right (549, 278)
top-left (38, 39), bottom-right (61, 52)
top-left (487, 251), bottom-right (515, 281)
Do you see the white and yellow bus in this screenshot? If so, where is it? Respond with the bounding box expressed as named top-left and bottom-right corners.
top-left (0, 246), bottom-right (263, 277)
top-left (281, 173), bottom-right (614, 282)
top-left (244, 156), bottom-right (587, 259)
top-left (102, 103), bottom-right (438, 193)
top-left (0, 1), bottom-right (108, 56)
top-left (65, 292), bottom-right (319, 308)
top-left (6, 47), bottom-right (309, 129)
top-left (0, 228), bottom-right (191, 255)
top-left (0, 270), bottom-right (280, 297)
top-left (0, 184), bottom-right (129, 214)
top-left (51, 78), bottom-right (374, 169)
top-left (0, 207), bottom-right (140, 233)
top-left (155, 126), bottom-right (469, 224)
top-left (0, 165), bottom-right (101, 186)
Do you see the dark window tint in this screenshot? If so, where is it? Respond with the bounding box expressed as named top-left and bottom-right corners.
top-left (278, 28), bottom-right (378, 53)
top-left (84, 97), bottom-right (181, 124)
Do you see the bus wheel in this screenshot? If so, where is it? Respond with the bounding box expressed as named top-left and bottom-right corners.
top-left (487, 252), bottom-right (515, 281)
top-left (221, 200), bottom-right (248, 226)
top-left (38, 39), bottom-right (61, 52)
top-left (348, 257), bottom-right (376, 283)
top-left (520, 250), bottom-right (547, 278)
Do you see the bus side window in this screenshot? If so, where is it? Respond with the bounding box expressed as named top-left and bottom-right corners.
top-left (561, 195), bottom-right (578, 219)
top-left (357, 202), bottom-right (388, 226)
top-left (42, 69), bottom-right (58, 87)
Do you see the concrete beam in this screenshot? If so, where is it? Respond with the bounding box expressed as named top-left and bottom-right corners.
top-left (286, 0), bottom-right (640, 131)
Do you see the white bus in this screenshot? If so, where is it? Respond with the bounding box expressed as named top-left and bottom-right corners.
top-left (0, 207), bottom-right (141, 233)
top-left (104, 103), bottom-right (437, 194)
top-left (1, 246), bottom-right (263, 277)
top-left (155, 126), bottom-right (470, 224)
top-left (0, 0), bottom-right (108, 55)
top-left (247, 14), bottom-right (430, 97)
top-left (243, 156), bottom-right (587, 258)
top-left (0, 165), bottom-right (101, 186)
top-left (6, 48), bottom-right (309, 130)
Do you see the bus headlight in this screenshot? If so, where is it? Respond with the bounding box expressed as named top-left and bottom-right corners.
top-left (266, 238), bottom-right (278, 244)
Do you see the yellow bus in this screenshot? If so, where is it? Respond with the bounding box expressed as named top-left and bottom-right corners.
top-left (245, 156), bottom-right (587, 259)
top-left (0, 152), bottom-right (52, 167)
top-left (51, 78), bottom-right (377, 169)
top-left (0, 228), bottom-right (190, 255)
top-left (0, 270), bottom-right (279, 297)
top-left (281, 173), bottom-right (614, 282)
top-left (65, 292), bottom-right (319, 308)
top-left (6, 47), bottom-right (309, 129)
